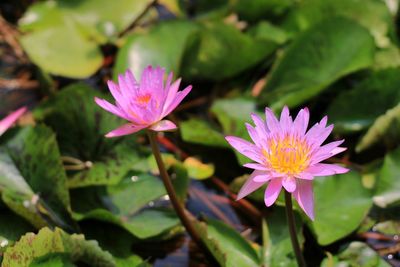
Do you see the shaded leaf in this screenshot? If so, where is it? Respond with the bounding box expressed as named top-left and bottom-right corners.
top-left (183, 157), bottom-right (215, 180)
top-left (259, 17), bottom-right (375, 111)
top-left (181, 22), bottom-right (276, 81)
top-left (34, 83), bottom-right (142, 188)
top-left (356, 103), bottom-right (400, 152)
top-left (4, 126), bottom-right (76, 231)
top-left (328, 68), bottom-right (400, 133)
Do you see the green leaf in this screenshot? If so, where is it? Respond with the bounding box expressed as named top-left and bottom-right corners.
top-left (34, 83), bottom-right (142, 188)
top-left (373, 147), bottom-right (400, 208)
top-left (374, 220), bottom-right (400, 235)
top-left (2, 227), bottom-right (115, 267)
top-left (18, 0), bottom-right (154, 78)
top-left (374, 45), bottom-right (400, 70)
top-left (321, 241), bottom-right (391, 267)
top-left (265, 208), bottom-right (302, 267)
top-left (258, 17), bottom-right (375, 111)
top-left (72, 173), bottom-right (182, 240)
top-left (180, 118), bottom-right (228, 148)
top-left (310, 171), bottom-right (373, 245)
top-left (248, 21), bottom-right (289, 45)
top-left (181, 22), bottom-right (276, 81)
top-left (356, 103), bottom-right (400, 152)
top-left (4, 126), bottom-right (76, 231)
top-left (211, 98), bottom-right (261, 164)
top-left (30, 254), bottom-right (75, 267)
top-left (283, 0), bottom-right (394, 48)
top-left (327, 68), bottom-right (400, 134)
top-left (195, 218), bottom-right (260, 267)
top-left (114, 20), bottom-right (199, 79)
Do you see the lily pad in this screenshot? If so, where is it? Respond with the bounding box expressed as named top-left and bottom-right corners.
top-left (310, 171), bottom-right (373, 245)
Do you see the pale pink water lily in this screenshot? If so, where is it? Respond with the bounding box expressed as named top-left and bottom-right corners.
top-left (95, 66), bottom-right (192, 137)
top-left (225, 106), bottom-right (349, 220)
top-left (0, 107), bottom-right (27, 136)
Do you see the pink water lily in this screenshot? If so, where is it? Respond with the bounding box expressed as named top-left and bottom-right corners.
top-left (0, 107), bottom-right (27, 136)
top-left (95, 66), bottom-right (192, 137)
top-left (225, 106), bottom-right (349, 220)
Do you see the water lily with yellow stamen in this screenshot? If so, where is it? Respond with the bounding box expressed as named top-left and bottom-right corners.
top-left (95, 66), bottom-right (192, 137)
top-left (225, 106), bottom-right (349, 220)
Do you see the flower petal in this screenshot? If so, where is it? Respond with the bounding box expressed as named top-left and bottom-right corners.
top-left (245, 123), bottom-right (262, 147)
top-left (243, 163), bottom-right (269, 171)
top-left (237, 170), bottom-right (266, 200)
top-left (282, 176), bottom-right (296, 192)
top-left (94, 97), bottom-right (131, 121)
top-left (293, 107), bottom-right (309, 135)
top-left (225, 136), bottom-right (264, 163)
top-left (264, 178), bottom-right (282, 206)
top-left (306, 163), bottom-right (349, 176)
top-left (162, 85), bottom-right (192, 117)
top-left (265, 108), bottom-right (281, 136)
top-left (149, 120), bottom-right (177, 132)
top-left (105, 123), bottom-right (146, 138)
top-left (279, 106), bottom-right (293, 134)
top-left (0, 107), bottom-right (27, 136)
top-left (293, 180), bottom-right (314, 220)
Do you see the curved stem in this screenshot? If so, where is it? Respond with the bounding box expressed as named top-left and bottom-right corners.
top-left (146, 130), bottom-right (202, 246)
top-left (285, 191), bottom-right (307, 267)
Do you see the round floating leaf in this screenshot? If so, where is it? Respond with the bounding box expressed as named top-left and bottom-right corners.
top-left (310, 171), bottom-right (373, 245)
top-left (195, 218), bottom-right (260, 267)
top-left (2, 227), bottom-right (115, 267)
top-left (258, 17), bottom-right (375, 111)
top-left (327, 68), bottom-right (400, 134)
top-left (114, 20), bottom-right (199, 78)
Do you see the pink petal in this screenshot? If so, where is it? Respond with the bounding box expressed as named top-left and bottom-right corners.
top-left (162, 85), bottom-right (192, 117)
top-left (237, 170), bottom-right (266, 200)
top-left (253, 173), bottom-right (272, 182)
top-left (264, 178), bottom-right (282, 206)
top-left (105, 123), bottom-right (146, 138)
top-left (279, 106), bottom-right (293, 134)
top-left (265, 108), bottom-right (281, 136)
top-left (245, 123), bottom-right (262, 146)
top-left (107, 80), bottom-right (129, 108)
top-left (225, 136), bottom-right (264, 163)
top-left (331, 147), bottom-right (346, 155)
top-left (163, 78), bottom-right (181, 111)
top-left (0, 107), bottom-right (27, 136)
top-left (282, 176), bottom-right (296, 192)
top-left (149, 120), bottom-right (177, 132)
top-left (293, 180), bottom-right (314, 220)
top-left (251, 113), bottom-right (269, 138)
top-left (293, 107), bottom-right (309, 135)
top-left (306, 163), bottom-right (349, 176)
top-left (243, 163), bottom-right (269, 171)
top-left (94, 97), bottom-right (131, 121)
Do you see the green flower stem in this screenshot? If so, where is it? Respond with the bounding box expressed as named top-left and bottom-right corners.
top-left (285, 191), bottom-right (307, 267)
top-left (147, 130), bottom-right (203, 247)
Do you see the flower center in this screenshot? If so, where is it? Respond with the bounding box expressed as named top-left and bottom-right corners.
top-left (263, 135), bottom-right (311, 176)
top-left (135, 93), bottom-right (152, 105)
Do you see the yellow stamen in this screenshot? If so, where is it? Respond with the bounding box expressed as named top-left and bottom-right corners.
top-left (263, 135), bottom-right (311, 176)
